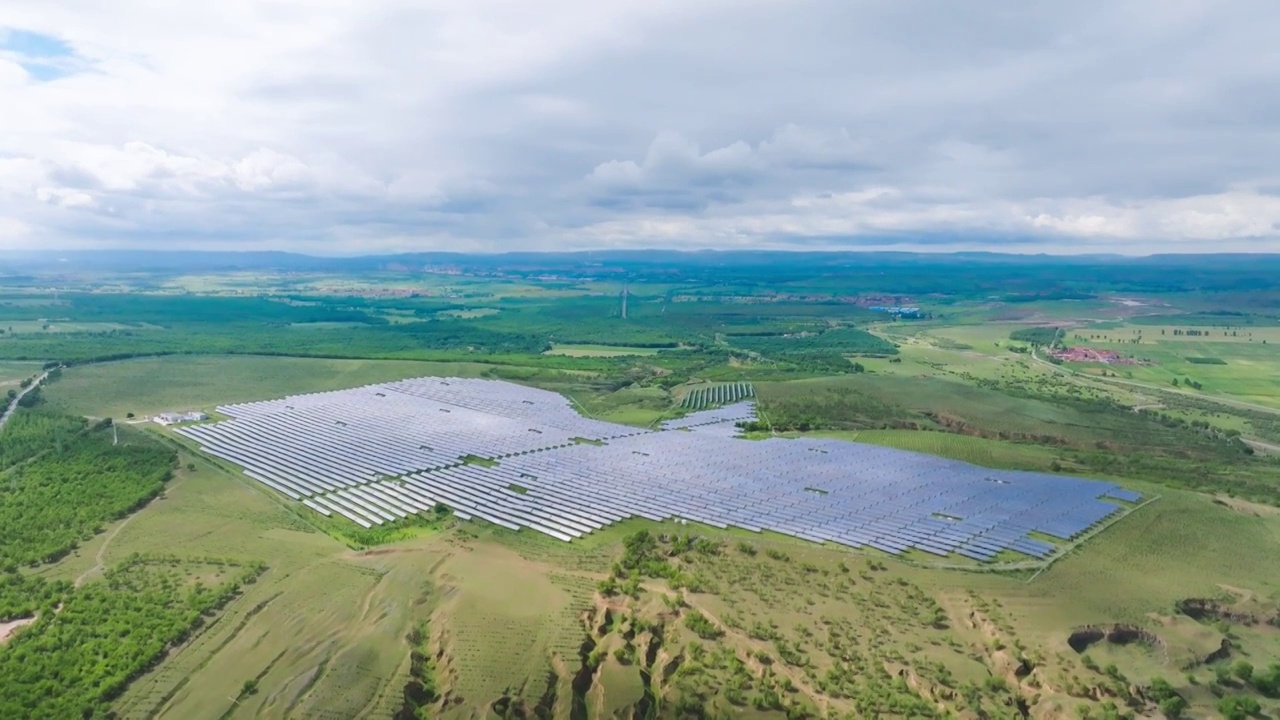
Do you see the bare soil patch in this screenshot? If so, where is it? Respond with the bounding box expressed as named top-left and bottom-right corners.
top-left (0, 616), bottom-right (36, 644)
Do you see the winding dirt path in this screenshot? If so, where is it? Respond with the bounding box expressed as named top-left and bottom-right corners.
top-left (75, 510), bottom-right (141, 587)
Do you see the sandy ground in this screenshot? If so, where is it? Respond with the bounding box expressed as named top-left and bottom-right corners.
top-left (0, 616), bottom-right (36, 643)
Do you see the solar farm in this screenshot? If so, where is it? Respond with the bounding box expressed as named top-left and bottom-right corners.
top-left (176, 377), bottom-right (1141, 562)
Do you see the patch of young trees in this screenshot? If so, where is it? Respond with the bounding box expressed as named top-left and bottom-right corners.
top-left (0, 555), bottom-right (262, 719)
top-left (1009, 327), bottom-right (1063, 347)
top-left (728, 328), bottom-right (897, 357)
top-left (597, 530), bottom-right (722, 598)
top-left (0, 409), bottom-right (86, 470)
top-left (0, 418), bottom-right (173, 569)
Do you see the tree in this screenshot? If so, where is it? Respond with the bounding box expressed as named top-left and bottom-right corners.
top-left (1158, 696), bottom-right (1187, 718)
top-left (1233, 661), bottom-right (1254, 683)
top-left (1216, 695), bottom-right (1260, 720)
top-left (1251, 662), bottom-right (1280, 697)
top-left (1149, 677), bottom-right (1186, 718)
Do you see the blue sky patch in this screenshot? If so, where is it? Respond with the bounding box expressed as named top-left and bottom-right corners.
top-left (1, 28), bottom-right (73, 58)
top-left (1, 27), bottom-right (79, 81)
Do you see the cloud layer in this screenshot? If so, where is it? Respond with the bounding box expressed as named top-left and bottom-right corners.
top-left (2, 1), bottom-right (1278, 254)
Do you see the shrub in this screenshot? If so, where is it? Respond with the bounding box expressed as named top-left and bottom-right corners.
top-left (684, 610), bottom-right (722, 640)
top-left (1216, 695), bottom-right (1260, 720)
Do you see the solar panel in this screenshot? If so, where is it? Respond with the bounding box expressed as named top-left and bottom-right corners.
top-left (175, 377), bottom-right (1140, 559)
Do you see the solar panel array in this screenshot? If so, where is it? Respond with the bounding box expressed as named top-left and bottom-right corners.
top-left (680, 382), bottom-right (755, 409)
top-left (662, 401), bottom-right (758, 432)
top-left (177, 377), bottom-right (1138, 560)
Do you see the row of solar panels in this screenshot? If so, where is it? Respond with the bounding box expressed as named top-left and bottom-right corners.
top-left (493, 437), bottom-right (1119, 536)
top-left (679, 382), bottom-right (755, 410)
top-left (222, 377), bottom-right (644, 442)
top-left (178, 377), bottom-right (1141, 563)
top-left (663, 401), bottom-right (759, 430)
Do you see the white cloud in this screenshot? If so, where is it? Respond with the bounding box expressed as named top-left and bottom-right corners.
top-left (0, 0), bottom-right (1277, 253)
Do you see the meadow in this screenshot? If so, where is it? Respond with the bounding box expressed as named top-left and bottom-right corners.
top-left (1060, 324), bottom-right (1280, 411)
top-left (41, 355), bottom-right (503, 419)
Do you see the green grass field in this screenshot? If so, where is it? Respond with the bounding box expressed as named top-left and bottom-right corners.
top-left (42, 355), bottom-right (502, 418)
top-left (1084, 339), bottom-right (1280, 410)
top-left (543, 343), bottom-right (662, 357)
top-left (0, 360), bottom-right (42, 385)
top-left (827, 429), bottom-right (1063, 471)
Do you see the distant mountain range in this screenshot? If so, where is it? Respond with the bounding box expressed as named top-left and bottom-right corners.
top-left (2, 248), bottom-right (1277, 275)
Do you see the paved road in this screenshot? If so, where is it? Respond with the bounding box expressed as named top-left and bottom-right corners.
top-left (0, 370), bottom-right (51, 431)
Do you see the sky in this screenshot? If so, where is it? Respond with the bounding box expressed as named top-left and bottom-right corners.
top-left (1, 1), bottom-right (1278, 255)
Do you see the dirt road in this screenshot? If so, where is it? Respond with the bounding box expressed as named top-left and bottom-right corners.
top-left (0, 369), bottom-right (51, 431)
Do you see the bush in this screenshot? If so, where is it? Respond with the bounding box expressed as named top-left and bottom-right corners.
top-left (684, 610), bottom-right (722, 640)
top-left (1158, 695), bottom-right (1187, 718)
top-left (1250, 663), bottom-right (1280, 697)
top-left (1216, 695), bottom-right (1260, 720)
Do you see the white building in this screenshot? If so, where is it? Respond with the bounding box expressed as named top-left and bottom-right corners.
top-left (153, 411), bottom-right (209, 426)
